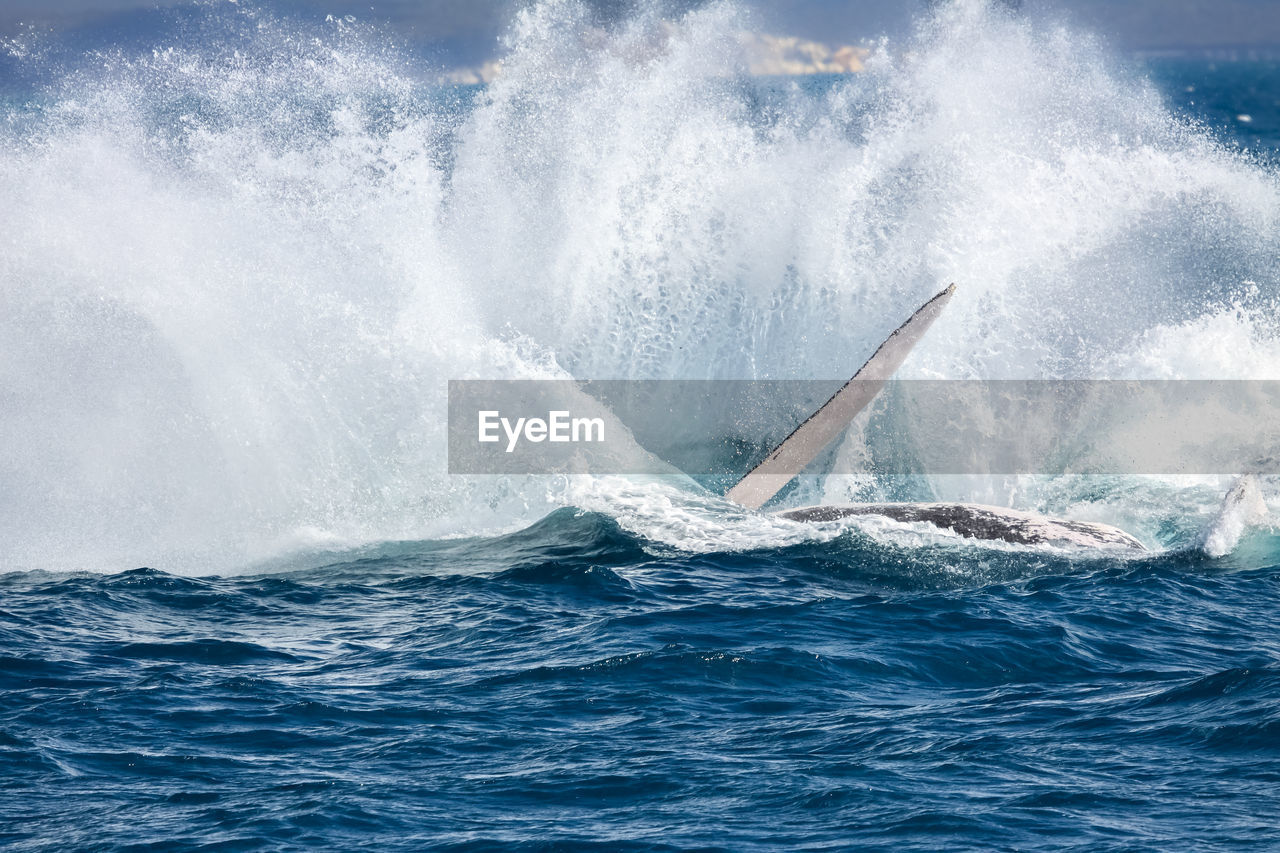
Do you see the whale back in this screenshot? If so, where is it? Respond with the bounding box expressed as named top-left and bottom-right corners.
top-left (777, 503), bottom-right (1147, 551)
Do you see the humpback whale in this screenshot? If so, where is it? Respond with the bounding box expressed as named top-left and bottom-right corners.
top-left (776, 503), bottom-right (1146, 551)
top-left (724, 284), bottom-right (1150, 552)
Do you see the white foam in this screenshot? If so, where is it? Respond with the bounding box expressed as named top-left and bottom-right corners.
top-left (1201, 475), bottom-right (1272, 558)
top-left (2, 0), bottom-right (1278, 571)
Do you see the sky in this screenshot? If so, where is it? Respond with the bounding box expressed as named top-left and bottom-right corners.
top-left (1, 0), bottom-right (1279, 61)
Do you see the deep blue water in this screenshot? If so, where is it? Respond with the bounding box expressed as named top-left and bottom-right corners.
top-left (1146, 58), bottom-right (1280, 157)
top-left (4, 510), bottom-right (1280, 851)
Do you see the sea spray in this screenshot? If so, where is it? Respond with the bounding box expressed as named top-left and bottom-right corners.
top-left (1, 0), bottom-right (1278, 572)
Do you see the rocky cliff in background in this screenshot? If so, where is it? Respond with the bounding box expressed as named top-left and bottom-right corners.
top-left (739, 33), bottom-right (868, 75)
top-left (440, 32), bottom-right (869, 85)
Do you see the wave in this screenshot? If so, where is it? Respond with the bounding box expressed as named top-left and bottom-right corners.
top-left (1, 0), bottom-right (1278, 572)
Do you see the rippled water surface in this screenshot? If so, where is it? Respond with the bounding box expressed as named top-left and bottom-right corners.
top-left (5, 0), bottom-right (1280, 849)
top-left (4, 510), bottom-right (1280, 850)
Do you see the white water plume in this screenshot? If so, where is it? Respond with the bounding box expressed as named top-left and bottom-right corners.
top-left (1, 0), bottom-right (1278, 571)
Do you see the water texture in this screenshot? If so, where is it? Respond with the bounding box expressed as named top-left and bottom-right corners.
top-left (3, 512), bottom-right (1280, 850)
top-left (2, 0), bottom-right (1280, 849)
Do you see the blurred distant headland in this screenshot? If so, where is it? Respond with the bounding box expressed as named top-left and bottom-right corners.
top-left (440, 32), bottom-right (871, 85)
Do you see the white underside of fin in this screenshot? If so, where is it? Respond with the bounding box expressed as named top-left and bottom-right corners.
top-left (1201, 475), bottom-right (1270, 557)
top-left (726, 284), bottom-right (955, 510)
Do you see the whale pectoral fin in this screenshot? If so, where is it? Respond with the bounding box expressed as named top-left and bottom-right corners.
top-left (725, 284), bottom-right (956, 510)
top-left (1201, 474), bottom-right (1270, 557)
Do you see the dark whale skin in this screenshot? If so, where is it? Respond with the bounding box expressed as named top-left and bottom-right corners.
top-left (777, 503), bottom-right (1146, 551)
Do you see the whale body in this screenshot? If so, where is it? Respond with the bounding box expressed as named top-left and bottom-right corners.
top-left (722, 285), bottom-right (1167, 553)
top-left (776, 502), bottom-right (1147, 551)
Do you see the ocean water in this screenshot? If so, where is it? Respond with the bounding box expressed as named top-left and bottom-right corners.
top-left (3, 0), bottom-right (1280, 849)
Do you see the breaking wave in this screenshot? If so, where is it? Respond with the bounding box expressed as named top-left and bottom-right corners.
top-left (1, 0), bottom-right (1277, 572)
